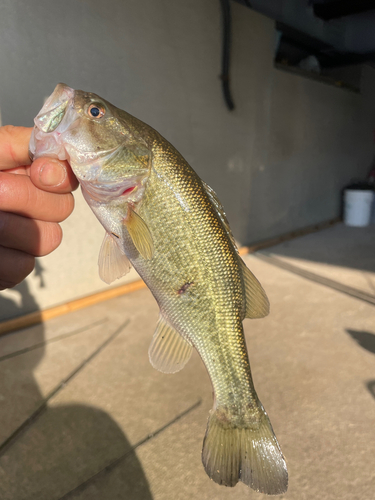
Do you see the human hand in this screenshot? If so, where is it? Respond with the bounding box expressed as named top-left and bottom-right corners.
top-left (0, 125), bottom-right (79, 290)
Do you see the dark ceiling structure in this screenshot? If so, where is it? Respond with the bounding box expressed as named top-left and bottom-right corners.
top-left (235, 0), bottom-right (375, 67)
top-left (220, 1), bottom-right (375, 108)
top-left (312, 0), bottom-right (375, 22)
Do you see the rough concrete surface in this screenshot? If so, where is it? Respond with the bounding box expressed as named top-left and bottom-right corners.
top-left (0, 223), bottom-right (374, 500)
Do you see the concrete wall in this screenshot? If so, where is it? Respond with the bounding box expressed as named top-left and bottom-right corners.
top-left (1, 0), bottom-right (374, 320)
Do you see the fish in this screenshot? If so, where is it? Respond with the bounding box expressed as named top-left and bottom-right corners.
top-left (29, 83), bottom-right (288, 495)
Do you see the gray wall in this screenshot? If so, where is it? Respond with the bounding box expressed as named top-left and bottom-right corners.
top-left (1, 0), bottom-right (374, 319)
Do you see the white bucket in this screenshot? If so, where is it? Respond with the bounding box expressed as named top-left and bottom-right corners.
top-left (344, 189), bottom-right (374, 227)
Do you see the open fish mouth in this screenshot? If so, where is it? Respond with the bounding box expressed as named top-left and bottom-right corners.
top-left (29, 83), bottom-right (108, 165)
top-left (29, 83), bottom-right (77, 162)
top-left (35, 84), bottom-right (74, 133)
top-left (29, 83), bottom-right (145, 203)
top-left (29, 83), bottom-right (116, 178)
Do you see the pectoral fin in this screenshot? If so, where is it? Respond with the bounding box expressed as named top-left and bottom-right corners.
top-left (240, 259), bottom-right (270, 318)
top-left (149, 315), bottom-right (193, 373)
top-left (124, 207), bottom-right (154, 260)
top-left (98, 232), bottom-right (132, 284)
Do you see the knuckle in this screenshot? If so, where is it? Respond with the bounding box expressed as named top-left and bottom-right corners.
top-left (58, 193), bottom-right (75, 221)
top-left (36, 222), bottom-right (63, 256)
top-left (1, 125), bottom-right (17, 135)
top-left (15, 252), bottom-right (35, 280)
top-left (0, 126), bottom-right (19, 164)
top-left (1, 125), bottom-right (18, 143)
top-left (23, 253), bottom-right (36, 275)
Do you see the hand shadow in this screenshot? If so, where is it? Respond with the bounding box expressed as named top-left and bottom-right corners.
top-left (346, 330), bottom-right (375, 403)
top-left (366, 380), bottom-right (375, 401)
top-left (0, 281), bottom-right (152, 500)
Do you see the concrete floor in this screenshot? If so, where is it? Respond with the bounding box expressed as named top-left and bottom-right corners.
top-left (0, 223), bottom-right (374, 500)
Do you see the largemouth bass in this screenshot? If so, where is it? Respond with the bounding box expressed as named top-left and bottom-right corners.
top-left (29, 84), bottom-right (287, 495)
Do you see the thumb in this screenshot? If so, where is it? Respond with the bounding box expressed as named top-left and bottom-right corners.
top-left (30, 157), bottom-right (79, 193)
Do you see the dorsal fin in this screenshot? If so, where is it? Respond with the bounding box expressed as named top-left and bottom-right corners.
top-left (240, 259), bottom-right (270, 319)
top-left (98, 232), bottom-right (132, 284)
top-left (202, 181), bottom-right (238, 251)
top-left (148, 315), bottom-right (193, 374)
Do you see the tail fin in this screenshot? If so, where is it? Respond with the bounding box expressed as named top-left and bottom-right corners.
top-left (202, 405), bottom-right (288, 495)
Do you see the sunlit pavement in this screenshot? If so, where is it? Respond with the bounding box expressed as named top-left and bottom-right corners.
top-left (0, 223), bottom-right (374, 500)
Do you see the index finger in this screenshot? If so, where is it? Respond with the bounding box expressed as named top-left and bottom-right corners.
top-left (0, 126), bottom-right (32, 170)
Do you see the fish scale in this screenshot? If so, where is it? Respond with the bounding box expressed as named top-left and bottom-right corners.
top-left (29, 83), bottom-right (288, 495)
top-left (136, 138), bottom-right (247, 397)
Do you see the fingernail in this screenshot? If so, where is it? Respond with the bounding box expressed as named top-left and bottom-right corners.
top-left (39, 161), bottom-right (67, 187)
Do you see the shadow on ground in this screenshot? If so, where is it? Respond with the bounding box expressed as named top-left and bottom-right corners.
top-left (366, 381), bottom-right (375, 400)
top-left (346, 329), bottom-right (375, 355)
top-left (0, 402), bottom-right (153, 499)
top-left (0, 261), bottom-right (45, 322)
top-left (345, 329), bottom-right (375, 404)
top-left (0, 270), bottom-right (152, 499)
top-left (263, 223), bottom-right (375, 275)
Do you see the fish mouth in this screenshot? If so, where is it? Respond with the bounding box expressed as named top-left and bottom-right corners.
top-left (30, 83), bottom-right (149, 204)
top-left (35, 84), bottom-right (74, 133)
top-left (29, 83), bottom-right (77, 162)
top-left (29, 83), bottom-right (113, 165)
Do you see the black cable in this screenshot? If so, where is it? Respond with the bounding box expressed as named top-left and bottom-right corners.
top-left (219, 0), bottom-right (235, 110)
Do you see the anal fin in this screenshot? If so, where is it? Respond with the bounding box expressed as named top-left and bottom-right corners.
top-left (149, 315), bottom-right (193, 374)
top-left (98, 232), bottom-right (132, 284)
top-left (240, 259), bottom-right (270, 318)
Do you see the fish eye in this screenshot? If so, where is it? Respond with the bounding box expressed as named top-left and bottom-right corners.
top-left (88, 103), bottom-right (105, 119)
